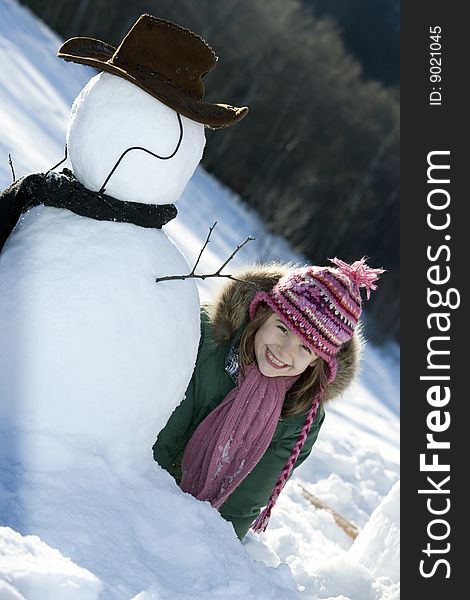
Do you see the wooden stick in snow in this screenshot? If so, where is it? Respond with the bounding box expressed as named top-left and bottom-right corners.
top-left (298, 483), bottom-right (360, 540)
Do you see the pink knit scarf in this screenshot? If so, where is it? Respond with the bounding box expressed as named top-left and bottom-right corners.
top-left (180, 363), bottom-right (300, 509)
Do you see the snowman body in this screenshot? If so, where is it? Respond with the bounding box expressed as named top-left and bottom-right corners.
top-left (0, 73), bottom-right (206, 470)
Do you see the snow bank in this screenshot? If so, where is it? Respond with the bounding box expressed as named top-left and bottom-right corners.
top-left (348, 480), bottom-right (400, 583)
top-left (0, 527), bottom-right (102, 600)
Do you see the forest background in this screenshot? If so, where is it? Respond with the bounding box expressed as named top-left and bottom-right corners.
top-left (18, 0), bottom-right (400, 342)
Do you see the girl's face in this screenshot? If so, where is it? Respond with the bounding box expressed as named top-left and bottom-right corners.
top-left (254, 312), bottom-right (318, 377)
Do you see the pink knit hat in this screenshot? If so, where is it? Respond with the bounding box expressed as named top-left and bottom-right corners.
top-left (250, 257), bottom-right (384, 534)
top-left (249, 257), bottom-right (385, 383)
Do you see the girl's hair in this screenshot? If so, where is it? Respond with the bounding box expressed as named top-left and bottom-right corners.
top-left (239, 305), bottom-right (329, 417)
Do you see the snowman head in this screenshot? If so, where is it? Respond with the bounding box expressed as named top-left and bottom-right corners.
top-left (58, 14), bottom-right (249, 205)
top-left (67, 72), bottom-right (205, 204)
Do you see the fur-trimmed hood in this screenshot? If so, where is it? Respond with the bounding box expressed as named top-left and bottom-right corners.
top-left (206, 262), bottom-right (362, 403)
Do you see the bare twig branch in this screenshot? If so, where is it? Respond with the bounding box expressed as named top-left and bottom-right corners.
top-left (298, 483), bottom-right (360, 540)
top-left (188, 221), bottom-right (217, 276)
top-left (8, 154), bottom-right (15, 182)
top-left (213, 236), bottom-right (255, 275)
top-left (156, 272), bottom-right (257, 284)
top-left (155, 222), bottom-right (256, 285)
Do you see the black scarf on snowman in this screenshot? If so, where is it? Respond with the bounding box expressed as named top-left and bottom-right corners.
top-left (0, 168), bottom-right (177, 253)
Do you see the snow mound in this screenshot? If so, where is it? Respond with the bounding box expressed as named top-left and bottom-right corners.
top-left (348, 480), bottom-right (400, 583)
top-left (0, 526), bottom-right (102, 600)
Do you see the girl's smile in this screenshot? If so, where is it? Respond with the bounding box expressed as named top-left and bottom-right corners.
top-left (265, 347), bottom-right (290, 369)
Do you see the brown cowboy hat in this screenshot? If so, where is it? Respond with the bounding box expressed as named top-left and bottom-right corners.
top-left (57, 14), bottom-right (248, 129)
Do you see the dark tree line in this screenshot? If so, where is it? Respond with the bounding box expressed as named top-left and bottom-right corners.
top-left (19, 0), bottom-right (400, 343)
top-left (303, 0), bottom-right (400, 85)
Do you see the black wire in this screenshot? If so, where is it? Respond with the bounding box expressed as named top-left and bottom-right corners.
top-left (98, 112), bottom-right (184, 195)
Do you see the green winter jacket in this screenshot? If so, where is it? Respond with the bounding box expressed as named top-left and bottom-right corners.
top-left (153, 265), bottom-right (361, 540)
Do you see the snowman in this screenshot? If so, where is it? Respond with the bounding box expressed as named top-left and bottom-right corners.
top-left (0, 14), bottom-right (248, 474)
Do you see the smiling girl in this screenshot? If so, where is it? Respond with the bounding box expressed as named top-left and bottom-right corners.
top-left (153, 258), bottom-right (384, 539)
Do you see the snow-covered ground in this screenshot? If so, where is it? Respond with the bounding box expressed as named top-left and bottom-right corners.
top-left (0, 1), bottom-right (400, 598)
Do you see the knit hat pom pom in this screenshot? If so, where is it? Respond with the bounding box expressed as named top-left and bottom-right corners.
top-left (329, 257), bottom-right (385, 300)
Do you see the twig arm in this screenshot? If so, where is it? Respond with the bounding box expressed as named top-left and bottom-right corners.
top-left (214, 236), bottom-right (256, 275)
top-left (188, 221), bottom-right (217, 276)
top-left (155, 224), bottom-right (256, 285)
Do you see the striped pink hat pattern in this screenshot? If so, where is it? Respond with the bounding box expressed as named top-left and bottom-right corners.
top-left (249, 257), bottom-right (384, 383)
